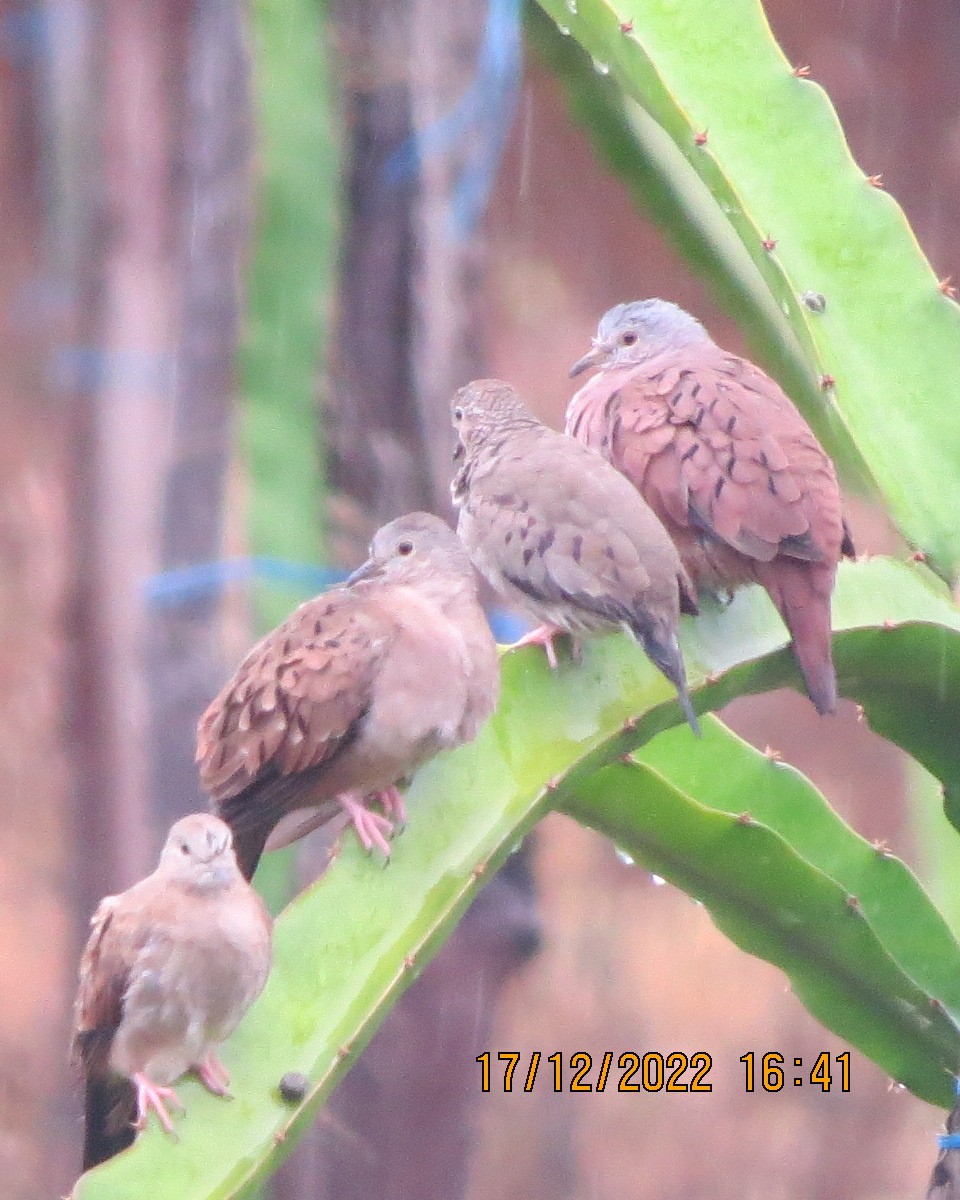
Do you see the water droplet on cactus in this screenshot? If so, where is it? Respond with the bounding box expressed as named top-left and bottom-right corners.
top-left (594, 60), bottom-right (610, 75)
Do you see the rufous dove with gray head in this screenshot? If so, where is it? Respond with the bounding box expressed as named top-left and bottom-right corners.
top-left (568, 299), bottom-right (854, 715)
top-left (72, 813), bottom-right (272, 1170)
top-left (196, 512), bottom-right (500, 879)
top-left (451, 378), bottom-right (700, 735)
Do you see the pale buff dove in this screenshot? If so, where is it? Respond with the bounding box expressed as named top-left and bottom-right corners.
top-left (568, 299), bottom-right (854, 715)
top-left (450, 378), bottom-right (700, 735)
top-left (72, 813), bottom-right (272, 1169)
top-left (196, 512), bottom-right (500, 879)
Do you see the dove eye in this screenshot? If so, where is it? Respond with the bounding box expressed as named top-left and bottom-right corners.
top-left (621, 331), bottom-right (638, 346)
top-left (397, 540), bottom-right (414, 557)
top-left (179, 842), bottom-right (190, 856)
top-left (453, 406), bottom-right (464, 421)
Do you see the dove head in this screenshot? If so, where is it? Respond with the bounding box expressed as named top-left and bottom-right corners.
top-left (569, 299), bottom-right (710, 377)
top-left (159, 813), bottom-right (240, 891)
top-left (451, 378), bottom-right (537, 461)
top-left (349, 511), bottom-right (475, 590)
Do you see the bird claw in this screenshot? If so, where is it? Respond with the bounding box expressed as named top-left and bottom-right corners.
top-left (511, 624), bottom-right (563, 670)
top-left (339, 794), bottom-right (394, 858)
top-left (193, 1053), bottom-right (232, 1098)
top-left (132, 1073), bottom-right (184, 1137)
top-left (377, 785), bottom-right (408, 833)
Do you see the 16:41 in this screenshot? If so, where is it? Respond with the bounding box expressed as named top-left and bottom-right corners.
top-left (740, 1051), bottom-right (851, 1092)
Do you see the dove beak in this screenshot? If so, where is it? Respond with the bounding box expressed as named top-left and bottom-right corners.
top-left (197, 861), bottom-right (233, 889)
top-left (568, 339), bottom-right (609, 378)
top-left (346, 557), bottom-right (381, 585)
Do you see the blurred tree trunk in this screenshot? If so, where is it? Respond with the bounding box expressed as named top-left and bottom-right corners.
top-left (407, 0), bottom-right (489, 513)
top-left (64, 0), bottom-right (183, 910)
top-left (325, 0), bottom-right (489, 530)
top-left (145, 0), bottom-right (251, 836)
top-left (325, 0), bottom-right (425, 538)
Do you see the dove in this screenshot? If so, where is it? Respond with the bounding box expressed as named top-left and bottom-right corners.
top-left (196, 511), bottom-right (500, 879)
top-left (450, 378), bottom-right (700, 735)
top-left (567, 300), bottom-right (854, 715)
top-left (72, 813), bottom-right (272, 1169)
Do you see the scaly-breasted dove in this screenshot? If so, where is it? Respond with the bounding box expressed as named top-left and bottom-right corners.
top-left (568, 299), bottom-right (853, 715)
top-left (451, 378), bottom-right (700, 734)
top-left (72, 813), bottom-right (272, 1169)
top-left (196, 512), bottom-right (500, 879)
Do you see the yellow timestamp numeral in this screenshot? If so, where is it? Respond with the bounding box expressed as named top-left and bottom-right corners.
top-left (478, 1050), bottom-right (713, 1092)
top-left (740, 1051), bottom-right (851, 1092)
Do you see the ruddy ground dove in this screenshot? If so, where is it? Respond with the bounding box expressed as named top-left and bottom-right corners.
top-left (451, 378), bottom-right (700, 735)
top-left (568, 300), bottom-right (853, 715)
top-left (72, 813), bottom-right (272, 1169)
top-left (196, 512), bottom-right (500, 879)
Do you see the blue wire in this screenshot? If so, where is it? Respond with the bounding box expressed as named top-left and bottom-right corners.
top-left (143, 558), bottom-right (343, 606)
top-left (383, 0), bottom-right (521, 237)
top-left (936, 1080), bottom-right (960, 1149)
top-left (0, 3), bottom-right (48, 65)
top-left (487, 608), bottom-right (528, 643)
top-left (142, 556), bottom-right (531, 642)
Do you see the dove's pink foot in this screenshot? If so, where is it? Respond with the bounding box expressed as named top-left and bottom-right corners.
top-left (132, 1072), bottom-right (184, 1135)
top-left (193, 1052), bottom-right (231, 1097)
top-left (377, 785), bottom-right (407, 829)
top-left (511, 624), bottom-right (563, 670)
top-left (339, 791), bottom-right (394, 858)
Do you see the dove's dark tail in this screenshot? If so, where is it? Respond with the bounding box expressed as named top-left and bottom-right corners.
top-left (214, 793), bottom-right (274, 881)
top-left (213, 768), bottom-right (310, 880)
top-left (757, 558), bottom-right (838, 717)
top-left (214, 760), bottom-right (348, 881)
top-left (227, 820), bottom-right (273, 882)
top-left (83, 1072), bottom-right (136, 1170)
top-left (633, 625), bottom-right (701, 737)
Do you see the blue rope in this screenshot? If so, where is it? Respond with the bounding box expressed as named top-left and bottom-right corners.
top-left (143, 558), bottom-right (343, 606)
top-left (487, 608), bottom-right (527, 644)
top-left (0, 3), bottom-right (48, 65)
top-left (383, 0), bottom-right (521, 237)
top-left (936, 1080), bottom-right (960, 1149)
top-left (142, 556), bottom-right (529, 643)
top-left (51, 345), bottom-right (173, 393)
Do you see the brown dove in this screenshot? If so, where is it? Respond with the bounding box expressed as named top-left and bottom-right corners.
top-left (72, 813), bottom-right (272, 1169)
top-left (568, 300), bottom-right (854, 715)
top-left (451, 378), bottom-right (700, 735)
top-left (196, 511), bottom-right (500, 879)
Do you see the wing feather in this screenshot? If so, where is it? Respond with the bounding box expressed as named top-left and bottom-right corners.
top-left (567, 348), bottom-right (846, 566)
top-left (196, 590), bottom-right (386, 805)
top-left (71, 899), bottom-right (129, 1075)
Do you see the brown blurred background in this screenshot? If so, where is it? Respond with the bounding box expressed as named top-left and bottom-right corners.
top-left (0, 0), bottom-right (957, 1197)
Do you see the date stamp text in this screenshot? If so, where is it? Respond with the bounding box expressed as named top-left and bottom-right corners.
top-left (476, 1050), bottom-right (852, 1093)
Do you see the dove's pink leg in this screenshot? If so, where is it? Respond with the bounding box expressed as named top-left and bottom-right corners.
top-left (132, 1072), bottom-right (184, 1135)
top-left (377, 785), bottom-right (407, 828)
top-left (339, 791), bottom-right (394, 857)
top-left (511, 624), bottom-right (562, 670)
top-left (193, 1053), bottom-right (231, 1097)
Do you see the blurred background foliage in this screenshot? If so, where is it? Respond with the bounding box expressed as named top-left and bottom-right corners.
top-left (1, 0), bottom-right (959, 1198)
